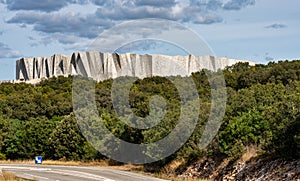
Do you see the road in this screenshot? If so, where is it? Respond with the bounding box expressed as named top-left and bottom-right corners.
top-left (0, 164), bottom-right (168, 181)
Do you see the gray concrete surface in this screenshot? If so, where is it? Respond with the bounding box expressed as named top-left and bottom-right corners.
top-left (16, 51), bottom-right (255, 83)
top-left (0, 164), bottom-right (168, 181)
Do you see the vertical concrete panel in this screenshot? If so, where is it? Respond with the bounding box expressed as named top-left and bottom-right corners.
top-left (15, 52), bottom-right (255, 83)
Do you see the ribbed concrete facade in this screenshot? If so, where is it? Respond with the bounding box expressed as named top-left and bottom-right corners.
top-left (16, 51), bottom-right (255, 83)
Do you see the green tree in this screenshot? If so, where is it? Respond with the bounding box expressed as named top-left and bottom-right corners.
top-left (48, 114), bottom-right (92, 160)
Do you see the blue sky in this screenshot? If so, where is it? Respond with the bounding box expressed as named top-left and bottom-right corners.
top-left (0, 0), bottom-right (299, 80)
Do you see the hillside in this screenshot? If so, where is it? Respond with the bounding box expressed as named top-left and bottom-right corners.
top-left (0, 60), bottom-right (299, 180)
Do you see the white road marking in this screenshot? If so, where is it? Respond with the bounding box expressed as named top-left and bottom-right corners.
top-left (0, 166), bottom-right (35, 170)
top-left (24, 173), bottom-right (49, 180)
top-left (111, 170), bottom-right (160, 180)
top-left (1, 166), bottom-right (114, 180)
top-left (30, 168), bottom-right (52, 171)
top-left (0, 165), bottom-right (167, 181)
top-left (48, 169), bottom-right (115, 181)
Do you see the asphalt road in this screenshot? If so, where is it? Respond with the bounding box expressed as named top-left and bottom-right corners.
top-left (0, 164), bottom-right (168, 181)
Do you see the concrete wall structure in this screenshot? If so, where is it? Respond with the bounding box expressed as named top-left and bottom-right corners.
top-left (16, 51), bottom-right (255, 83)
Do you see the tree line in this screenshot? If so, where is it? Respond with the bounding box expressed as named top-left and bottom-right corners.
top-left (0, 60), bottom-right (299, 165)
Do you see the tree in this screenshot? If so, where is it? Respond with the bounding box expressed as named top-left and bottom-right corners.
top-left (48, 114), bottom-right (93, 160)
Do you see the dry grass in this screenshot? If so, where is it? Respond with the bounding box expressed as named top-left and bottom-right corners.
top-left (155, 174), bottom-right (212, 181)
top-left (171, 179), bottom-right (212, 181)
top-left (0, 171), bottom-right (27, 181)
top-left (0, 159), bottom-right (108, 166)
top-left (154, 159), bottom-right (212, 181)
top-left (43, 160), bottom-right (109, 166)
top-left (0, 160), bottom-right (33, 165)
top-left (241, 145), bottom-right (259, 162)
top-left (160, 158), bottom-right (185, 176)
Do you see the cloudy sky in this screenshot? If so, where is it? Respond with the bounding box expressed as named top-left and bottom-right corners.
top-left (0, 0), bottom-right (299, 80)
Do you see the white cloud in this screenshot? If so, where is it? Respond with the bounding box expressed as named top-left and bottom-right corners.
top-left (2, 0), bottom-right (258, 50)
top-left (0, 42), bottom-right (22, 58)
top-left (7, 11), bottom-right (114, 39)
top-left (223, 0), bottom-right (255, 10)
top-left (0, 0), bottom-right (88, 12)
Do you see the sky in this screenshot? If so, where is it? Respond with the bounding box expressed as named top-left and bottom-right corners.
top-left (0, 0), bottom-right (299, 80)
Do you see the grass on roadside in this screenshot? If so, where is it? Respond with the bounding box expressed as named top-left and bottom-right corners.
top-left (154, 173), bottom-right (212, 181)
top-left (0, 159), bottom-right (107, 166)
top-left (0, 171), bottom-right (28, 181)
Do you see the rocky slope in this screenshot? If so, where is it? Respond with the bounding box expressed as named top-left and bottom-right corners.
top-left (178, 157), bottom-right (300, 181)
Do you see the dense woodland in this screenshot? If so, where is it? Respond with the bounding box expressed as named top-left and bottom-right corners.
top-left (0, 60), bottom-right (299, 168)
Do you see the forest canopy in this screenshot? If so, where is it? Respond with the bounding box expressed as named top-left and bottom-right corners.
top-left (0, 60), bottom-right (299, 164)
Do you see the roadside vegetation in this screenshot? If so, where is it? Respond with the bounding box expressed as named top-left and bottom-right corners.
top-left (0, 171), bottom-right (27, 181)
top-left (0, 60), bottom-right (299, 178)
